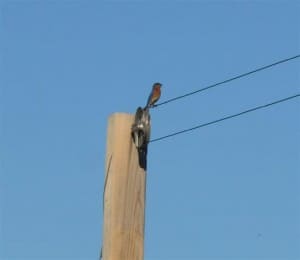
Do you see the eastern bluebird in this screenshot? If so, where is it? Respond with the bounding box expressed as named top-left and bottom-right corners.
top-left (144, 82), bottom-right (162, 109)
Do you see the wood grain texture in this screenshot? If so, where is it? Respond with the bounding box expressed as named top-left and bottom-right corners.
top-left (103, 113), bottom-right (146, 260)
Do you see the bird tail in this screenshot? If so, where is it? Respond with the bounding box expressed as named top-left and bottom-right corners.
top-left (144, 100), bottom-right (151, 110)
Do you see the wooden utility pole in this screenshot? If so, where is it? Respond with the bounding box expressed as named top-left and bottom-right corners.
top-left (102, 113), bottom-right (147, 260)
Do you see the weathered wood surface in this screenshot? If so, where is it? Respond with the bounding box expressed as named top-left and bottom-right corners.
top-left (102, 113), bottom-right (146, 260)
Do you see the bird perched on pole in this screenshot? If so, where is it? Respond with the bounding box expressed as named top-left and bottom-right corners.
top-left (144, 82), bottom-right (162, 110)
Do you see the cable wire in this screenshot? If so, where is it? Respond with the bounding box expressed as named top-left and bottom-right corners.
top-left (155, 55), bottom-right (300, 107)
top-left (150, 94), bottom-right (300, 143)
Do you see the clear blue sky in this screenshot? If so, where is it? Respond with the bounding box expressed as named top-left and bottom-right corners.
top-left (1, 1), bottom-right (300, 259)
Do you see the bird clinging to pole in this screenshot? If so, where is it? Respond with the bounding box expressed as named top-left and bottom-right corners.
top-left (144, 82), bottom-right (162, 110)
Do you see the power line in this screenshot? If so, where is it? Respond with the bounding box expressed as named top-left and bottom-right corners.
top-left (150, 94), bottom-right (300, 143)
top-left (155, 55), bottom-right (300, 107)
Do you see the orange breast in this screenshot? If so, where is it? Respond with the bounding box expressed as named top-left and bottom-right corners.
top-left (154, 86), bottom-right (161, 96)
